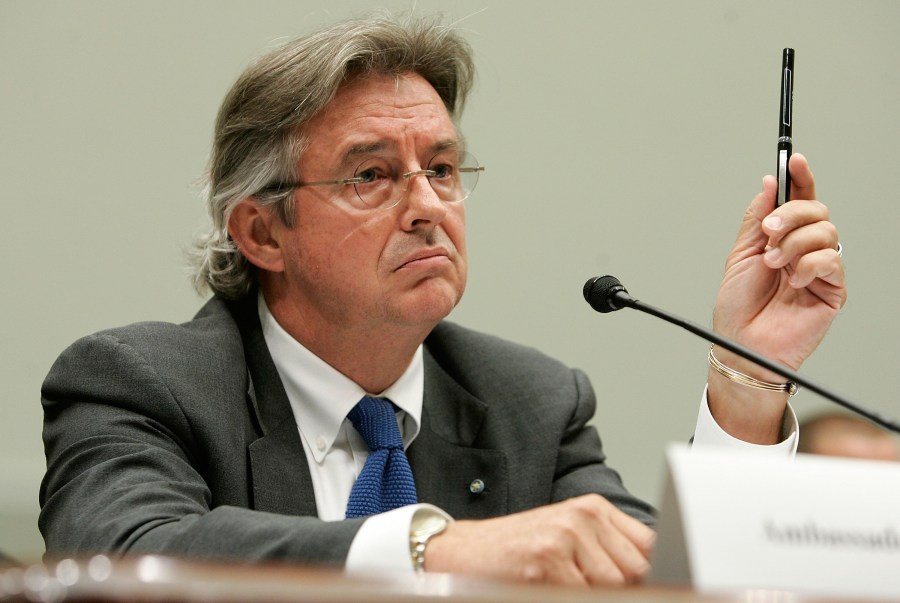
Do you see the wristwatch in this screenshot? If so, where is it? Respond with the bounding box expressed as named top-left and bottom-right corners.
top-left (409, 508), bottom-right (451, 573)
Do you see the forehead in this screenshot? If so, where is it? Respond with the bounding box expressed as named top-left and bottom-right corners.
top-left (300, 72), bottom-right (458, 165)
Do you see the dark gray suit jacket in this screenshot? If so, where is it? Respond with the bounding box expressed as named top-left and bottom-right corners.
top-left (40, 294), bottom-right (654, 565)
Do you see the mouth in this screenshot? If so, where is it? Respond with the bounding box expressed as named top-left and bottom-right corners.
top-left (395, 247), bottom-right (452, 271)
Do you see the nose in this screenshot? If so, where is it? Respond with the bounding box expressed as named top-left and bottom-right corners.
top-left (398, 170), bottom-right (448, 231)
top-left (402, 168), bottom-right (435, 182)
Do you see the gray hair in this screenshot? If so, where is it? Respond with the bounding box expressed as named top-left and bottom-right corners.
top-left (189, 14), bottom-right (476, 299)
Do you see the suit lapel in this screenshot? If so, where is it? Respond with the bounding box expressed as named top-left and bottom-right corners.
top-left (409, 348), bottom-right (509, 519)
top-left (227, 294), bottom-right (318, 517)
top-left (226, 296), bottom-right (508, 520)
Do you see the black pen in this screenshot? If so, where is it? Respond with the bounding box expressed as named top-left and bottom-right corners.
top-left (776, 48), bottom-right (794, 206)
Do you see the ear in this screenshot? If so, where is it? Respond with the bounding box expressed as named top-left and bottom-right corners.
top-left (227, 198), bottom-right (285, 273)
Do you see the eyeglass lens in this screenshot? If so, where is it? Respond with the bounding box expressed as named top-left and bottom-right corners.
top-left (351, 151), bottom-right (481, 209)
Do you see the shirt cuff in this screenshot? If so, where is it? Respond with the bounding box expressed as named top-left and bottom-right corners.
top-left (345, 503), bottom-right (451, 574)
top-left (692, 385), bottom-right (798, 456)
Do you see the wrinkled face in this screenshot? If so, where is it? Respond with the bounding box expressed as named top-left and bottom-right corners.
top-left (269, 72), bottom-right (468, 335)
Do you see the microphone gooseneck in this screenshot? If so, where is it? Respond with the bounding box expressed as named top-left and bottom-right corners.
top-left (582, 274), bottom-right (900, 434)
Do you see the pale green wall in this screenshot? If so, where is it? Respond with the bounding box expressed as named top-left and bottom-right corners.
top-left (3, 0), bottom-right (898, 562)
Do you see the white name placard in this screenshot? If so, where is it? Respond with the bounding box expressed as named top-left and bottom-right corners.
top-left (649, 443), bottom-right (900, 600)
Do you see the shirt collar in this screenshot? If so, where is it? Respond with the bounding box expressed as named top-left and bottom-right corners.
top-left (257, 293), bottom-right (423, 463)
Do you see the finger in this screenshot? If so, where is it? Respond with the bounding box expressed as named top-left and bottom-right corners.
top-left (578, 510), bottom-right (653, 585)
top-left (745, 175), bottom-right (778, 224)
top-left (575, 541), bottom-right (628, 587)
top-left (788, 153), bottom-right (816, 200)
top-left (524, 553), bottom-right (589, 587)
top-left (600, 513), bottom-right (653, 583)
top-left (761, 199), bottom-right (832, 249)
top-left (520, 527), bottom-right (591, 587)
top-left (611, 509), bottom-right (656, 560)
top-left (788, 247), bottom-right (846, 292)
top-left (762, 220), bottom-right (839, 270)
top-left (730, 177), bottom-right (777, 263)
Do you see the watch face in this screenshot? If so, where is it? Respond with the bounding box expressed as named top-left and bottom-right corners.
top-left (412, 512), bottom-right (448, 537)
top-left (410, 511), bottom-right (449, 573)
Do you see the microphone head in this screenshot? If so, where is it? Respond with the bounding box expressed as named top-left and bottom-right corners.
top-left (583, 275), bottom-right (629, 313)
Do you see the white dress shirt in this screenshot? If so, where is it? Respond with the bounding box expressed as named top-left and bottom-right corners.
top-left (693, 386), bottom-right (798, 455)
top-left (259, 295), bottom-right (434, 573)
top-left (258, 295), bottom-right (797, 574)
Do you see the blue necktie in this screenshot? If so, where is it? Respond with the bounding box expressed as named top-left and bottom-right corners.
top-left (345, 396), bottom-right (418, 518)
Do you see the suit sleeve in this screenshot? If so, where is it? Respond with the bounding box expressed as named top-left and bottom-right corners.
top-left (548, 368), bottom-right (657, 527)
top-left (39, 332), bottom-right (363, 564)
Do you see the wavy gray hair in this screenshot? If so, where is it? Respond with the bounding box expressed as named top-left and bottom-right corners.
top-left (188, 14), bottom-right (476, 299)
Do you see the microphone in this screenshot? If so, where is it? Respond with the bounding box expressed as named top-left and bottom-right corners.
top-left (583, 275), bottom-right (900, 434)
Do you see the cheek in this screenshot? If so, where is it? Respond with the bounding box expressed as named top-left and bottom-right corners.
top-left (334, 211), bottom-right (394, 247)
top-left (302, 211), bottom-right (395, 279)
top-left (449, 205), bottom-right (467, 257)
top-left (279, 215), bottom-right (338, 278)
top-left (330, 211), bottom-right (395, 250)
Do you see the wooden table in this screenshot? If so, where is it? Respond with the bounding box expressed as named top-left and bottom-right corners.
top-left (0, 555), bottom-right (869, 603)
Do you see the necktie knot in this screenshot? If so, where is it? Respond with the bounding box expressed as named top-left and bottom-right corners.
top-left (346, 396), bottom-right (404, 451)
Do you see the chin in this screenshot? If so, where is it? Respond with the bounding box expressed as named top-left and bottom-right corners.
top-left (393, 282), bottom-right (464, 326)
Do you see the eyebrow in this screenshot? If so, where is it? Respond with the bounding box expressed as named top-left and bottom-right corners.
top-left (345, 141), bottom-right (388, 159)
top-left (431, 139), bottom-right (462, 155)
top-left (338, 138), bottom-right (462, 169)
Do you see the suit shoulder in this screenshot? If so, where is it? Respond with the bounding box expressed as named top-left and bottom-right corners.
top-left (44, 297), bottom-right (245, 399)
top-left (82, 297), bottom-right (236, 355)
top-left (425, 321), bottom-right (576, 385)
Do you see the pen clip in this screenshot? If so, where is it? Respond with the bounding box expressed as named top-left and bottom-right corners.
top-left (777, 149), bottom-right (790, 206)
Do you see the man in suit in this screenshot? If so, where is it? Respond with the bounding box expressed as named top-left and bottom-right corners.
top-left (40, 15), bottom-right (846, 587)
